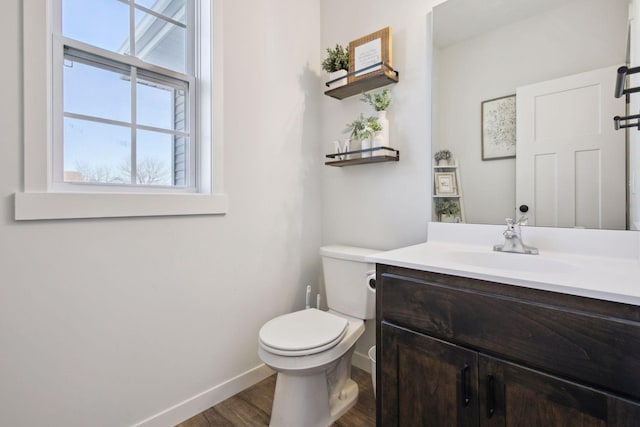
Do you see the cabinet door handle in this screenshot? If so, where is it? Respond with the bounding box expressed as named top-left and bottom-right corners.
top-left (460, 364), bottom-right (470, 406)
top-left (486, 373), bottom-right (495, 418)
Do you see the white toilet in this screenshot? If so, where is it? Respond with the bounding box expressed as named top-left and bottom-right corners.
top-left (258, 245), bottom-right (378, 427)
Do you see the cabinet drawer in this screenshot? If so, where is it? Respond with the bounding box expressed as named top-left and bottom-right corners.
top-left (378, 269), bottom-right (640, 401)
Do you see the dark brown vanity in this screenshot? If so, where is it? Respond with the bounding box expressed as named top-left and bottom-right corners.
top-left (375, 264), bottom-right (640, 426)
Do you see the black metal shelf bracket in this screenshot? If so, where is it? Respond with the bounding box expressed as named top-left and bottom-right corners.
top-left (324, 62), bottom-right (399, 88)
top-left (614, 114), bottom-right (640, 130)
top-left (325, 145), bottom-right (398, 159)
top-left (615, 65), bottom-right (640, 98)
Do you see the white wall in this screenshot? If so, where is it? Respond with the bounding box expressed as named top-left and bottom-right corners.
top-left (0, 0), bottom-right (322, 426)
top-left (433, 0), bottom-right (628, 224)
top-left (320, 0), bottom-right (434, 250)
top-left (320, 0), bottom-right (437, 365)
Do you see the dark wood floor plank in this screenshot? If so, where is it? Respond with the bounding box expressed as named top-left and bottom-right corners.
top-left (203, 396), bottom-right (270, 426)
top-left (236, 374), bottom-right (277, 417)
top-left (176, 366), bottom-right (375, 427)
top-left (175, 413), bottom-right (210, 427)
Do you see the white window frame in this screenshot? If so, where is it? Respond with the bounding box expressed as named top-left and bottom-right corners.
top-left (16, 0), bottom-right (227, 220)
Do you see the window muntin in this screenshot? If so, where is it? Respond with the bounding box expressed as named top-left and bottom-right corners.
top-left (135, 0), bottom-right (187, 24)
top-left (134, 9), bottom-right (188, 73)
top-left (57, 0), bottom-right (194, 189)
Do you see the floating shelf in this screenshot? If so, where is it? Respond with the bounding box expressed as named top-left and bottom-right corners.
top-left (324, 62), bottom-right (399, 100)
top-left (325, 146), bottom-right (399, 167)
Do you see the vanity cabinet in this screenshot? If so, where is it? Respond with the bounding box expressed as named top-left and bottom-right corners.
top-left (376, 265), bottom-right (640, 426)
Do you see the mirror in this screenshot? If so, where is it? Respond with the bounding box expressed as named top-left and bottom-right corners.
top-left (431, 0), bottom-right (637, 230)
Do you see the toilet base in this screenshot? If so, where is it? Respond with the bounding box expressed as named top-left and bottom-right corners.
top-left (269, 374), bottom-right (359, 427)
top-left (268, 348), bottom-right (359, 427)
top-left (329, 378), bottom-right (358, 420)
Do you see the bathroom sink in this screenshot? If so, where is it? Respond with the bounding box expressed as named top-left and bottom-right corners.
top-left (448, 250), bottom-right (575, 274)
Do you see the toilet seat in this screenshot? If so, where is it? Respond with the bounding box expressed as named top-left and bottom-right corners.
top-left (259, 309), bottom-right (348, 356)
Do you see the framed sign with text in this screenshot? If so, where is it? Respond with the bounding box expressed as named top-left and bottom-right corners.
top-left (348, 27), bottom-right (392, 84)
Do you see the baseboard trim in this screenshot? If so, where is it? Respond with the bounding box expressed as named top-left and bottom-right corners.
top-left (133, 364), bottom-right (275, 427)
top-left (352, 350), bottom-right (371, 373)
top-left (134, 354), bottom-right (373, 427)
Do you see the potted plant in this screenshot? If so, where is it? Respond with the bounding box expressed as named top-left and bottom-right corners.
top-left (360, 117), bottom-right (382, 139)
top-left (434, 149), bottom-right (452, 166)
top-left (344, 115), bottom-right (379, 158)
top-left (435, 199), bottom-right (460, 222)
top-left (361, 89), bottom-right (392, 148)
top-left (361, 117), bottom-right (382, 158)
top-left (361, 89), bottom-right (391, 112)
top-left (322, 44), bottom-right (349, 89)
top-left (344, 114), bottom-right (373, 140)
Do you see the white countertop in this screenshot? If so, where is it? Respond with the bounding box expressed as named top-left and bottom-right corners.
top-left (367, 223), bottom-right (640, 306)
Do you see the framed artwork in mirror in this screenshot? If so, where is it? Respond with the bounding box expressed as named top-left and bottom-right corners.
top-left (481, 94), bottom-right (516, 160)
top-left (434, 172), bottom-right (458, 196)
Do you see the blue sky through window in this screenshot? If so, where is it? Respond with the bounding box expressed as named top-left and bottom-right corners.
top-left (63, 0), bottom-right (129, 52)
top-left (64, 118), bottom-right (131, 182)
top-left (64, 60), bottom-right (132, 123)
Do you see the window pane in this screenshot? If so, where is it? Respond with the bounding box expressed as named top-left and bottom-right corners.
top-left (137, 78), bottom-right (186, 131)
top-left (136, 130), bottom-right (177, 186)
top-left (64, 57), bottom-right (131, 123)
top-left (135, 9), bottom-right (187, 73)
top-left (64, 118), bottom-right (131, 184)
top-left (63, 0), bottom-right (130, 53)
top-left (136, 0), bottom-right (187, 25)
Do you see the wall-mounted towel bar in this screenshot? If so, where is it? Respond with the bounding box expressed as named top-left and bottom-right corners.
top-left (614, 114), bottom-right (640, 130)
top-left (615, 65), bottom-right (640, 98)
top-left (614, 66), bottom-right (640, 131)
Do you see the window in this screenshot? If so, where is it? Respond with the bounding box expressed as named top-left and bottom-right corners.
top-left (56, 0), bottom-right (195, 190)
top-left (17, 0), bottom-right (226, 219)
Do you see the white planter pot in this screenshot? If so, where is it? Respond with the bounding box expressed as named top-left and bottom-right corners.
top-left (361, 138), bottom-right (371, 158)
top-left (438, 159), bottom-right (450, 166)
top-left (372, 132), bottom-right (385, 156)
top-left (377, 110), bottom-right (390, 149)
top-left (327, 70), bottom-right (348, 89)
top-left (440, 214), bottom-right (457, 223)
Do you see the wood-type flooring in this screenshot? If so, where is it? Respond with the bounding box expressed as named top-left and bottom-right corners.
top-left (176, 366), bottom-right (375, 426)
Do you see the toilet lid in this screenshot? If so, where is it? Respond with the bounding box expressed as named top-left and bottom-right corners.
top-left (259, 309), bottom-right (348, 356)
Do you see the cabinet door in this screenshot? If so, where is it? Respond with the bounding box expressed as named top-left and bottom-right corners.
top-left (479, 354), bottom-right (640, 426)
top-left (380, 322), bottom-right (479, 427)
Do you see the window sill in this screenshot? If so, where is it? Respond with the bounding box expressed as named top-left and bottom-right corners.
top-left (14, 191), bottom-right (228, 221)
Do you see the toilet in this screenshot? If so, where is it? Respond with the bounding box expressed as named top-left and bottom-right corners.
top-left (258, 245), bottom-right (378, 427)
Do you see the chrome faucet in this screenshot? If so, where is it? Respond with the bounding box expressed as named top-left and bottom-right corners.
top-left (493, 216), bottom-right (539, 255)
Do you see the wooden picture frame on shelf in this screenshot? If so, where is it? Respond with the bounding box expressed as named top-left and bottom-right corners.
top-left (434, 172), bottom-right (458, 196)
top-left (348, 27), bottom-right (392, 84)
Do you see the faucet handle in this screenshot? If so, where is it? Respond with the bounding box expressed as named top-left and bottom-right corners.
top-left (503, 218), bottom-right (518, 238)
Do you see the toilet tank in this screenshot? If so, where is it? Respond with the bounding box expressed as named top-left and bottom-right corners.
top-left (320, 245), bottom-right (379, 320)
